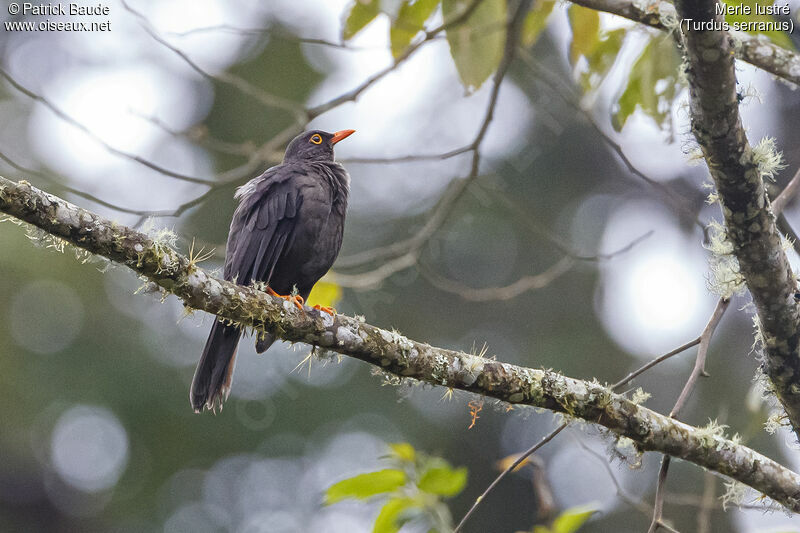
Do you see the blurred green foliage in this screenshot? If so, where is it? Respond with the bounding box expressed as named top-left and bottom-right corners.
top-left (325, 443), bottom-right (467, 532)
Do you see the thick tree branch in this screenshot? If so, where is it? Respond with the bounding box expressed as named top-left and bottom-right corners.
top-left (570, 0), bottom-right (800, 86)
top-left (1, 175), bottom-right (800, 512)
top-left (675, 1), bottom-right (800, 437)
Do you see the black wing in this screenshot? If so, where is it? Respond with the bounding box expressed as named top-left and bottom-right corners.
top-left (224, 166), bottom-right (302, 286)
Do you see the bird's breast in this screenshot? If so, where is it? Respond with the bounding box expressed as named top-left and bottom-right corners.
top-left (269, 182), bottom-right (347, 295)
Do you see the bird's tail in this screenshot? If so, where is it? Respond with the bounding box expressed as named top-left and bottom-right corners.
top-left (190, 321), bottom-right (242, 413)
top-left (255, 332), bottom-right (276, 354)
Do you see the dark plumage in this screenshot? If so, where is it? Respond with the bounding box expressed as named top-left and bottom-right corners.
top-left (190, 129), bottom-right (354, 412)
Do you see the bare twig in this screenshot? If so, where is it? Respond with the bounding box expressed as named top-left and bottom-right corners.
top-left (455, 315), bottom-right (718, 532)
top-left (307, 0), bottom-right (488, 119)
top-left (421, 256), bottom-right (574, 301)
top-left (122, 0), bottom-right (306, 120)
top-left (333, 0), bottom-right (524, 285)
top-left (453, 424), bottom-right (568, 533)
top-left (611, 338), bottom-right (702, 391)
top-left (771, 168), bottom-right (800, 256)
top-left (697, 471), bottom-right (716, 533)
top-left (516, 48), bottom-right (705, 234)
top-left (0, 150), bottom-right (158, 216)
top-left (165, 24), bottom-right (381, 51)
top-left (648, 297), bottom-right (730, 533)
top-left (131, 112), bottom-right (259, 157)
top-left (575, 438), bottom-right (680, 533)
top-left (772, 166), bottom-right (800, 217)
top-left (0, 67), bottom-right (216, 186)
top-left (340, 145), bottom-right (473, 164)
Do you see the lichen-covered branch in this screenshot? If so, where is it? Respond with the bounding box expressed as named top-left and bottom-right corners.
top-left (570, 0), bottom-right (800, 86)
top-left (1, 175), bottom-right (800, 512)
top-left (674, 1), bottom-right (800, 438)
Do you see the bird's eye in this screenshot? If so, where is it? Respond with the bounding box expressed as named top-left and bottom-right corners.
top-left (309, 134), bottom-right (322, 145)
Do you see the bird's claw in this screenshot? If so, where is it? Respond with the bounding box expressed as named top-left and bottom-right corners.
top-left (313, 304), bottom-right (336, 316)
top-left (289, 295), bottom-right (304, 309)
top-left (267, 287), bottom-right (304, 310)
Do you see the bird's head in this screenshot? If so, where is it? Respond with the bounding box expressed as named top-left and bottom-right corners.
top-left (283, 129), bottom-right (355, 163)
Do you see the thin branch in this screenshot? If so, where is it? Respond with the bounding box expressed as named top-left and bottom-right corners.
top-left (772, 166), bottom-right (800, 217)
top-left (648, 297), bottom-right (730, 533)
top-left (671, 299), bottom-right (730, 417)
top-left (306, 0), bottom-right (487, 119)
top-left (527, 456), bottom-right (557, 523)
top-left (0, 150), bottom-right (157, 216)
top-left (340, 145), bottom-right (473, 164)
top-left (697, 471), bottom-right (716, 533)
top-left (455, 308), bottom-right (723, 532)
top-left (131, 112), bottom-right (259, 157)
top-left (3, 176), bottom-right (800, 513)
top-left (575, 438), bottom-right (681, 533)
top-left (330, 251), bottom-right (420, 290)
top-left (453, 424), bottom-right (568, 533)
top-left (165, 25), bottom-right (381, 51)
top-left (649, 457), bottom-right (672, 533)
top-left (484, 178), bottom-right (658, 261)
top-left (336, 0), bottom-right (528, 279)
top-left (421, 256), bottom-right (574, 301)
top-left (335, 0), bottom-right (524, 281)
top-left (516, 48), bottom-right (706, 234)
top-left (122, 0), bottom-right (306, 120)
top-left (115, 1), bottom-right (490, 223)
top-left (0, 67), bottom-right (216, 186)
top-left (135, 122), bottom-right (302, 224)
top-left (611, 338), bottom-right (701, 391)
top-left (771, 168), bottom-right (800, 256)
top-left (419, 226), bottom-right (650, 301)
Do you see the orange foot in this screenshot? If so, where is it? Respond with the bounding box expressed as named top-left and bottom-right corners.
top-left (267, 287), bottom-right (304, 310)
top-left (313, 304), bottom-right (337, 316)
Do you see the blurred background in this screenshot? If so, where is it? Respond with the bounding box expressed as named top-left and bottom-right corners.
top-left (1, 0), bottom-right (800, 531)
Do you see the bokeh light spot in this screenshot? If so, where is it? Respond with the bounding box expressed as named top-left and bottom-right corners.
top-left (50, 405), bottom-right (129, 493)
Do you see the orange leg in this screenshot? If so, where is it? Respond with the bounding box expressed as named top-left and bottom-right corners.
top-left (267, 287), bottom-right (304, 310)
top-left (313, 304), bottom-right (336, 316)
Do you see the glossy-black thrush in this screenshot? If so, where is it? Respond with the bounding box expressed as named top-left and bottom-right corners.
top-left (190, 129), bottom-right (355, 412)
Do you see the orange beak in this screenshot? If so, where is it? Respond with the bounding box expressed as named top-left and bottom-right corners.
top-left (331, 129), bottom-right (355, 145)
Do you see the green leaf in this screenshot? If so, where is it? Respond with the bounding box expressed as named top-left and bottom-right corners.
top-left (325, 469), bottom-right (407, 504)
top-left (343, 0), bottom-right (381, 40)
top-left (418, 465), bottom-right (468, 496)
top-left (390, 0), bottom-right (440, 58)
top-left (388, 442), bottom-right (416, 462)
top-left (551, 504), bottom-right (597, 533)
top-left (567, 5), bottom-right (625, 94)
top-left (578, 28), bottom-right (625, 93)
top-left (612, 35), bottom-right (682, 131)
top-left (567, 5), bottom-right (599, 65)
top-left (521, 0), bottom-right (555, 47)
top-left (724, 0), bottom-right (795, 51)
top-left (443, 0), bottom-right (506, 90)
top-left (373, 497), bottom-right (416, 533)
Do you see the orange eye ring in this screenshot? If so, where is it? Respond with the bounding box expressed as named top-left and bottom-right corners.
top-left (310, 134), bottom-right (322, 145)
